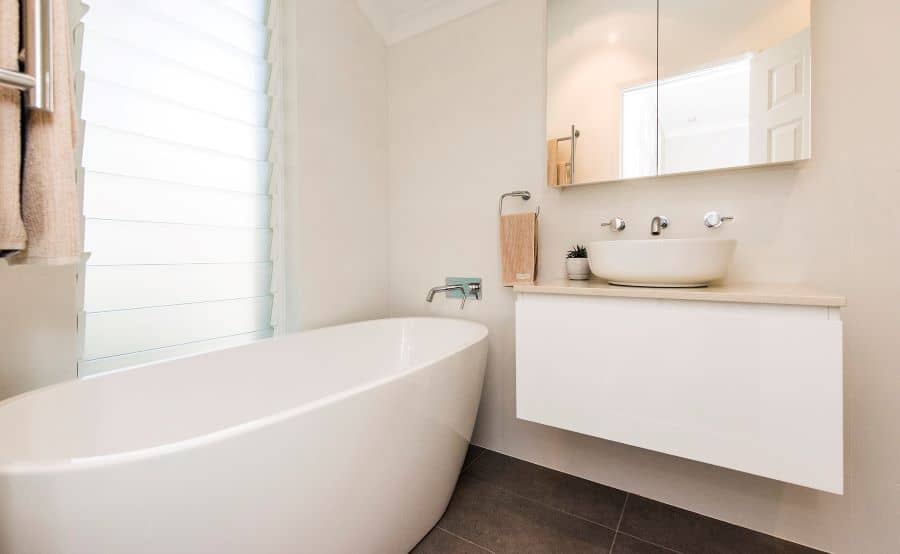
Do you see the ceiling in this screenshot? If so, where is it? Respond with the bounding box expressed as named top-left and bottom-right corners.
top-left (356, 0), bottom-right (503, 44)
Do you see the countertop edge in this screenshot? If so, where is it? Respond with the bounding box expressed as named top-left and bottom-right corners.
top-left (512, 281), bottom-right (847, 308)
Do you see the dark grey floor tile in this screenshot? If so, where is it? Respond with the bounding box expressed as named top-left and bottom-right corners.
top-left (611, 533), bottom-right (678, 554)
top-left (619, 495), bottom-right (825, 554)
top-left (439, 475), bottom-right (615, 554)
top-left (463, 444), bottom-right (486, 470)
top-left (464, 450), bottom-right (627, 528)
top-left (411, 527), bottom-right (493, 553)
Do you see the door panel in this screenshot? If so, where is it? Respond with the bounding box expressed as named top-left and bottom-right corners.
top-left (750, 28), bottom-right (812, 163)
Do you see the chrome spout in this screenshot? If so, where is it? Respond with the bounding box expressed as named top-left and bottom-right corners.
top-left (650, 216), bottom-right (669, 236)
top-left (426, 282), bottom-right (481, 310)
top-left (426, 284), bottom-right (469, 309)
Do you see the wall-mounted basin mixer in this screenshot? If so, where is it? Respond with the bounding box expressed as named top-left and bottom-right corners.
top-left (704, 211), bottom-right (735, 228)
top-left (600, 217), bottom-right (626, 231)
top-left (650, 216), bottom-right (669, 236)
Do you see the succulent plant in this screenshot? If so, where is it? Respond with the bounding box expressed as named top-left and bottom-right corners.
top-left (566, 244), bottom-right (588, 259)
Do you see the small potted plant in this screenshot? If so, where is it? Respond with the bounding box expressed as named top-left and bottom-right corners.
top-left (565, 244), bottom-right (590, 280)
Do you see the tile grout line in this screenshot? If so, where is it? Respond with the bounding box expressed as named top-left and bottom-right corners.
top-left (435, 526), bottom-right (497, 553)
top-left (610, 492), bottom-right (685, 554)
top-left (465, 450), bottom-right (630, 532)
top-left (461, 451), bottom-right (820, 554)
top-left (615, 530), bottom-right (684, 554)
top-left (465, 455), bottom-right (677, 554)
top-left (462, 473), bottom-right (622, 534)
top-left (608, 493), bottom-right (629, 553)
top-left (615, 494), bottom-right (628, 532)
top-left (462, 448), bottom-right (486, 473)
top-left (609, 492), bottom-right (631, 554)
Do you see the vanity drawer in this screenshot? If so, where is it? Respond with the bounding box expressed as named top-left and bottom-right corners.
top-left (515, 292), bottom-right (843, 493)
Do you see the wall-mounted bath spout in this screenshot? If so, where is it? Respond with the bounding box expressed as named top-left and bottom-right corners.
top-left (426, 282), bottom-right (482, 310)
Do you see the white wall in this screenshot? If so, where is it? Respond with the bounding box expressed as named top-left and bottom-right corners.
top-left (387, 1), bottom-right (900, 552)
top-left (0, 265), bottom-right (78, 399)
top-left (282, 0), bottom-right (390, 331)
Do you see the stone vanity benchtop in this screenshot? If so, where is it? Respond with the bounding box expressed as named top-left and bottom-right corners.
top-left (514, 280), bottom-right (846, 308)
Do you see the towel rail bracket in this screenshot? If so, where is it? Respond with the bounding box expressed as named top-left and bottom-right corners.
top-left (499, 190), bottom-right (539, 217)
top-left (0, 0), bottom-right (54, 112)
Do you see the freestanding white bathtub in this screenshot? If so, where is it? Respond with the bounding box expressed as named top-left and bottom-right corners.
top-left (0, 317), bottom-right (488, 553)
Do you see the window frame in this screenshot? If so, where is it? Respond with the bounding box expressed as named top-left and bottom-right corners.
top-left (70, 0), bottom-right (286, 376)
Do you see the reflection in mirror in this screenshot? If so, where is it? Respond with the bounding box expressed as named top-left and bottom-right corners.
top-left (658, 0), bottom-right (811, 175)
top-left (546, 0), bottom-right (657, 186)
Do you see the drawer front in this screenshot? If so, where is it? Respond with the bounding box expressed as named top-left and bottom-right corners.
top-left (516, 293), bottom-right (843, 493)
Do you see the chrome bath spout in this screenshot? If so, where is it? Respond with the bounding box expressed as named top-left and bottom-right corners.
top-left (425, 284), bottom-right (469, 309)
top-left (425, 282), bottom-right (481, 310)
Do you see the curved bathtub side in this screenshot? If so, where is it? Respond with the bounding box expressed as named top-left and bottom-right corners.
top-left (0, 318), bottom-right (486, 471)
top-left (0, 328), bottom-right (488, 553)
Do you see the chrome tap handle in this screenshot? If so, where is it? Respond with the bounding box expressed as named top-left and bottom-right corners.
top-left (704, 211), bottom-right (735, 229)
top-left (600, 217), bottom-right (626, 231)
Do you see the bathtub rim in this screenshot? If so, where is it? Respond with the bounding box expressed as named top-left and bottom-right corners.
top-left (0, 317), bottom-right (488, 476)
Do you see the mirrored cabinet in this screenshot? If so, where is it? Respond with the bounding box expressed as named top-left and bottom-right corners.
top-left (547, 0), bottom-right (811, 186)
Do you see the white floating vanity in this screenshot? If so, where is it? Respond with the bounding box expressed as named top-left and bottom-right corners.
top-left (514, 281), bottom-right (845, 494)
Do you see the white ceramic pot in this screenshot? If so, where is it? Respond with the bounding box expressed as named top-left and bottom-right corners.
top-left (566, 258), bottom-right (590, 280)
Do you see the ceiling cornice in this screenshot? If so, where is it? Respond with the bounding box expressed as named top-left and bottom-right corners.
top-left (356, 0), bottom-right (504, 44)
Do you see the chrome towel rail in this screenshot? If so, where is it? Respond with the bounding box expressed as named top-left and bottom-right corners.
top-left (550, 124), bottom-right (579, 185)
top-left (499, 190), bottom-right (539, 217)
top-left (0, 0), bottom-right (53, 112)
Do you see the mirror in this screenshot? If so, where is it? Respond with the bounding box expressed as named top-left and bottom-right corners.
top-left (546, 0), bottom-right (811, 186)
top-left (547, 0), bottom-right (658, 185)
top-left (658, 1), bottom-right (811, 175)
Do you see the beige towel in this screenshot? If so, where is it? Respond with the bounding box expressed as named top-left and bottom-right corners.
top-left (500, 212), bottom-right (538, 287)
top-left (0, 0), bottom-right (26, 255)
top-left (547, 138), bottom-right (573, 187)
top-left (557, 162), bottom-right (570, 186)
top-left (5, 0), bottom-right (81, 265)
top-left (546, 139), bottom-right (558, 187)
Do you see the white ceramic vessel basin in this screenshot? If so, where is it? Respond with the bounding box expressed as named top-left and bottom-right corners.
top-left (588, 238), bottom-right (737, 287)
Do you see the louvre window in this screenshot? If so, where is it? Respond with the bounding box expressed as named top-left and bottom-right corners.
top-left (76, 0), bottom-right (278, 375)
